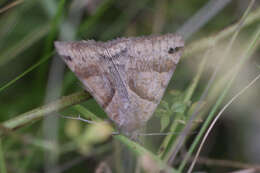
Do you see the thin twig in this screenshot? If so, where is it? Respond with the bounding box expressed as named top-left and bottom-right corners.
top-left (188, 156), bottom-right (260, 171)
top-left (138, 131), bottom-right (197, 136)
top-left (0, 0), bottom-right (23, 14)
top-left (180, 21), bottom-right (260, 173)
top-left (188, 72), bottom-right (260, 173)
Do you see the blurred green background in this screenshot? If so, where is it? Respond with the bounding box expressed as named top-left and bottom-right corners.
top-left (0, 0), bottom-right (260, 173)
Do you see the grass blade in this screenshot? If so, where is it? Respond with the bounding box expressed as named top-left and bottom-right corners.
top-left (0, 25), bottom-right (50, 66)
top-left (114, 135), bottom-right (178, 173)
top-left (1, 91), bottom-right (90, 131)
top-left (0, 52), bottom-right (53, 93)
top-left (179, 24), bottom-right (260, 172)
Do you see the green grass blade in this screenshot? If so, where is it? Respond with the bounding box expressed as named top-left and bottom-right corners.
top-left (43, 0), bottom-right (67, 54)
top-left (178, 24), bottom-right (260, 172)
top-left (184, 6), bottom-right (260, 58)
top-left (158, 54), bottom-right (208, 159)
top-left (0, 25), bottom-right (50, 66)
top-left (166, 1), bottom-right (256, 165)
top-left (78, 0), bottom-right (115, 37)
top-left (114, 135), bottom-right (178, 173)
top-left (100, 0), bottom-right (151, 40)
top-left (0, 51), bottom-right (53, 93)
top-left (1, 91), bottom-right (90, 132)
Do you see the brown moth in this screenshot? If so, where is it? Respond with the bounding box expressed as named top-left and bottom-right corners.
top-left (55, 34), bottom-right (184, 135)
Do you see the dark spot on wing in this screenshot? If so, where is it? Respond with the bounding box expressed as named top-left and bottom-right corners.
top-left (168, 47), bottom-right (181, 54)
top-left (63, 55), bottom-right (72, 61)
top-left (120, 48), bottom-right (127, 54)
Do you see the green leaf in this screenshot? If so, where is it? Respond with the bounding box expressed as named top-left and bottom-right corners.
top-left (171, 102), bottom-right (186, 114)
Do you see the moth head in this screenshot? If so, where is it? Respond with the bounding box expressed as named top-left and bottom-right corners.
top-left (54, 41), bottom-right (82, 72)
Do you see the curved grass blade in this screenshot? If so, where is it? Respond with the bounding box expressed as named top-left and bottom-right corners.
top-left (0, 51), bottom-right (53, 93)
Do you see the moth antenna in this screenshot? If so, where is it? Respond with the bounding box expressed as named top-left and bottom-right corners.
top-left (137, 131), bottom-right (197, 136)
top-left (60, 115), bottom-right (197, 137)
top-left (60, 114), bottom-right (97, 124)
top-left (109, 131), bottom-right (198, 137)
top-left (61, 114), bottom-right (122, 135)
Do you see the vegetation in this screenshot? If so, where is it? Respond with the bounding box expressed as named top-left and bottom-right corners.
top-left (0, 0), bottom-right (260, 172)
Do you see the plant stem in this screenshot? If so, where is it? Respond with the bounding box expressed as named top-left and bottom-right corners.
top-left (159, 49), bottom-right (208, 159)
top-left (168, 1), bottom-right (255, 165)
top-left (114, 135), bottom-right (178, 173)
top-left (1, 91), bottom-right (90, 132)
top-left (184, 6), bottom-right (260, 58)
top-left (178, 24), bottom-right (260, 172)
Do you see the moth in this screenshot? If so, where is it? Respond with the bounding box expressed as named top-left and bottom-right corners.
top-left (55, 34), bottom-right (184, 136)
